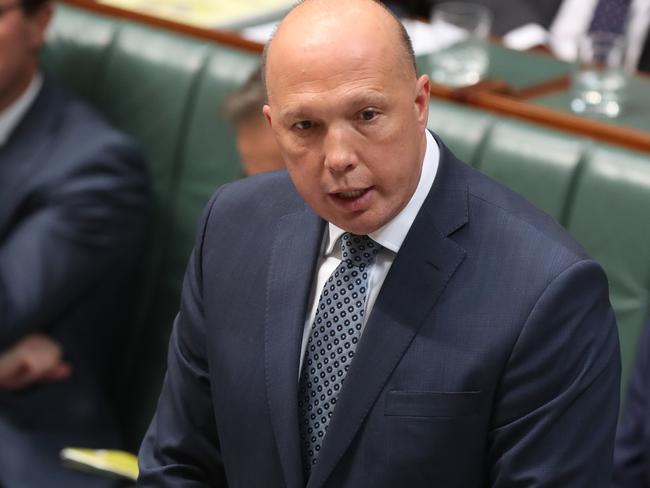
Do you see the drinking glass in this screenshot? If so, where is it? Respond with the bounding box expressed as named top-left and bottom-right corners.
top-left (429, 2), bottom-right (492, 87)
top-left (570, 32), bottom-right (628, 118)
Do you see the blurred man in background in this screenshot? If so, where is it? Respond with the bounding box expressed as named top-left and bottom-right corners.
top-left (0, 0), bottom-right (148, 486)
top-left (386, 0), bottom-right (650, 73)
top-left (224, 68), bottom-right (284, 176)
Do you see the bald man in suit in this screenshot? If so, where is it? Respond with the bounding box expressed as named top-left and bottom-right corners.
top-left (138, 1), bottom-right (620, 486)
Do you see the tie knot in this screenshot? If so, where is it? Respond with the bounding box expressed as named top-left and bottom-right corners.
top-left (341, 233), bottom-right (380, 268)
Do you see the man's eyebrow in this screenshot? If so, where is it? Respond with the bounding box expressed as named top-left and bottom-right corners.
top-left (279, 92), bottom-right (388, 120)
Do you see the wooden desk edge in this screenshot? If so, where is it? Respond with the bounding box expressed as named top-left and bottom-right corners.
top-left (58, 0), bottom-right (264, 53)
top-left (430, 83), bottom-right (650, 153)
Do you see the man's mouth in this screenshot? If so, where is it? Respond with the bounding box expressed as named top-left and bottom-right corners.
top-left (328, 187), bottom-right (374, 211)
top-left (337, 189), bottom-right (366, 199)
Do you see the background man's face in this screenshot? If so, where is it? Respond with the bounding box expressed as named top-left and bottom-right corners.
top-left (265, 40), bottom-right (429, 235)
top-left (236, 115), bottom-right (285, 176)
top-left (0, 1), bottom-right (49, 111)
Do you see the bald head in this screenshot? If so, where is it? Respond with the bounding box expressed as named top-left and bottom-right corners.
top-left (263, 0), bottom-right (416, 99)
top-left (260, 0), bottom-right (430, 234)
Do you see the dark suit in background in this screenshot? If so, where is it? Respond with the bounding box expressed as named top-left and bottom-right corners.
top-left (385, 0), bottom-right (564, 35)
top-left (139, 138), bottom-right (619, 487)
top-left (387, 0), bottom-right (650, 73)
top-left (0, 78), bottom-right (148, 487)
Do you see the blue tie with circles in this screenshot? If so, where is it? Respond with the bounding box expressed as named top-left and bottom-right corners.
top-left (298, 233), bottom-right (380, 476)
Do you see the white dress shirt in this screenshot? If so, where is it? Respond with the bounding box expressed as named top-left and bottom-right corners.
top-left (299, 130), bottom-right (440, 369)
top-left (0, 74), bottom-right (42, 147)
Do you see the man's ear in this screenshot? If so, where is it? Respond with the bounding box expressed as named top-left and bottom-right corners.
top-left (414, 74), bottom-right (431, 130)
top-left (262, 104), bottom-right (273, 128)
top-left (27, 2), bottom-right (53, 51)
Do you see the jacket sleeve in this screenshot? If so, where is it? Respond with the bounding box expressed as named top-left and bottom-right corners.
top-left (487, 259), bottom-right (621, 487)
top-left (138, 191), bottom-right (227, 487)
top-left (0, 138), bottom-right (148, 347)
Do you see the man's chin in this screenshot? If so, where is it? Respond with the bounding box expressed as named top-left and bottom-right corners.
top-left (328, 213), bottom-right (387, 236)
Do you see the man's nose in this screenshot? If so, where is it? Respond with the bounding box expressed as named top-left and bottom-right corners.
top-left (323, 124), bottom-right (357, 174)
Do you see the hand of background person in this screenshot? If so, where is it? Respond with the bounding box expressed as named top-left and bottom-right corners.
top-left (0, 334), bottom-right (72, 390)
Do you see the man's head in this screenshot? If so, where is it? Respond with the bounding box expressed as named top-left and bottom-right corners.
top-left (0, 0), bottom-right (52, 112)
top-left (263, 0), bottom-right (430, 235)
top-left (224, 68), bottom-right (285, 176)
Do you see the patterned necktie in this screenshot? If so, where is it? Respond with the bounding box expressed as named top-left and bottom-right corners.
top-left (298, 233), bottom-right (380, 476)
top-left (589, 0), bottom-right (632, 34)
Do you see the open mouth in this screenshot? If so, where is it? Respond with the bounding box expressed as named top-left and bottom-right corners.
top-left (337, 189), bottom-right (366, 199)
top-left (329, 187), bottom-right (374, 211)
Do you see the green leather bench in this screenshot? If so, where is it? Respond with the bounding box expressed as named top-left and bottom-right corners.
top-left (43, 2), bottom-right (650, 451)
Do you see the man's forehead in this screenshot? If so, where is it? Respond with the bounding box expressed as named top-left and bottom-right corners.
top-left (267, 1), bottom-right (397, 70)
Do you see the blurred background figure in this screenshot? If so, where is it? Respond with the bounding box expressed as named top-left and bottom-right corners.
top-left (0, 0), bottom-right (148, 486)
top-left (385, 0), bottom-right (562, 36)
top-left (384, 0), bottom-right (650, 73)
top-left (224, 67), bottom-right (285, 176)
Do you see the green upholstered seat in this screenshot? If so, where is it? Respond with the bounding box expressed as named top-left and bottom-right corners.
top-left (427, 98), bottom-right (495, 166)
top-left (41, 4), bottom-right (118, 104)
top-left (94, 25), bottom-right (214, 446)
top-left (476, 120), bottom-right (587, 223)
top-left (566, 145), bottom-right (650, 394)
top-left (171, 50), bottom-right (260, 273)
top-left (121, 51), bottom-right (261, 448)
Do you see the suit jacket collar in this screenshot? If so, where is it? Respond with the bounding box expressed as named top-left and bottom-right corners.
top-left (264, 137), bottom-right (469, 488)
top-left (265, 205), bottom-right (325, 488)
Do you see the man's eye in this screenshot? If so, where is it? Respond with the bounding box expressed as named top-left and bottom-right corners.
top-left (360, 110), bottom-right (378, 121)
top-left (294, 120), bottom-right (313, 130)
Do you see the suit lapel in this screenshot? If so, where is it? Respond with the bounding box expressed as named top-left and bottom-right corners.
top-left (0, 80), bottom-right (59, 234)
top-left (307, 142), bottom-right (470, 488)
top-left (265, 208), bottom-right (325, 488)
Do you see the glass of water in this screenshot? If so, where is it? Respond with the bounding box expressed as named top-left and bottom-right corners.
top-left (570, 32), bottom-right (628, 118)
top-left (429, 2), bottom-right (492, 87)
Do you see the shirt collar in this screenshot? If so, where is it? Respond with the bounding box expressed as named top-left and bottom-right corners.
top-left (0, 73), bottom-right (43, 147)
top-left (325, 130), bottom-right (440, 255)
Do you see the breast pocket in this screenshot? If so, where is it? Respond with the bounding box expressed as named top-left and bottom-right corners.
top-left (382, 390), bottom-right (487, 486)
top-left (384, 390), bottom-right (482, 418)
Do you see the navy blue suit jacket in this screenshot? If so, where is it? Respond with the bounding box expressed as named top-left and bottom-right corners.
top-left (0, 79), bottom-right (148, 487)
top-left (139, 137), bottom-right (619, 487)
